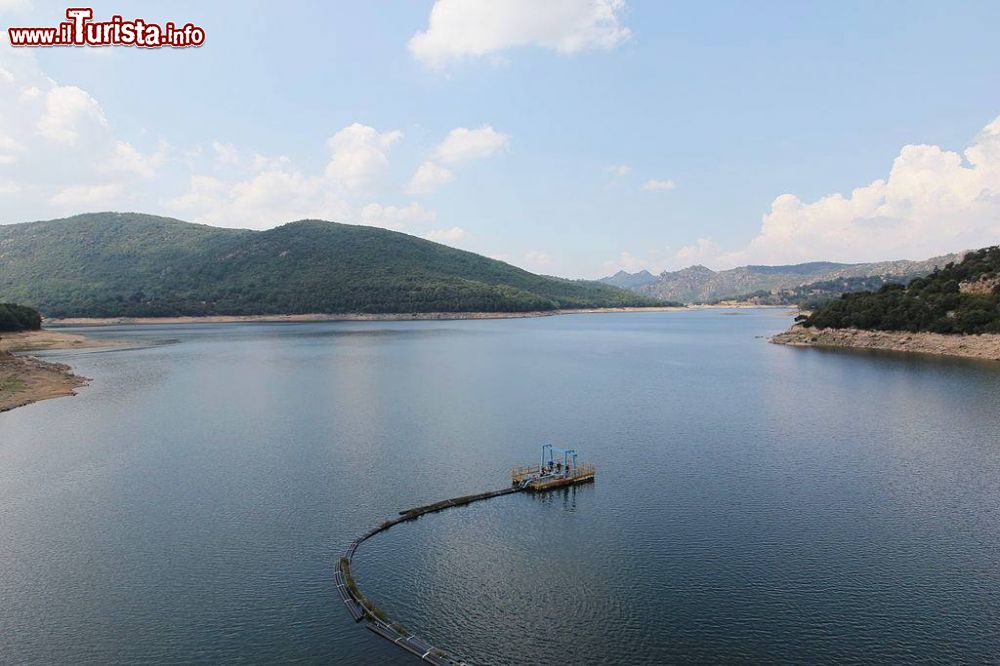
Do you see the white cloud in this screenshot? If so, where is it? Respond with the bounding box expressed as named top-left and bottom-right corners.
top-left (674, 238), bottom-right (720, 265)
top-left (433, 125), bottom-right (509, 163)
top-left (168, 167), bottom-right (351, 229)
top-left (409, 0), bottom-right (631, 68)
top-left (359, 202), bottom-right (436, 230)
top-left (252, 153), bottom-right (290, 172)
top-left (728, 114), bottom-right (1000, 266)
top-left (523, 249), bottom-right (554, 271)
top-left (102, 140), bottom-right (168, 178)
top-left (601, 250), bottom-right (654, 275)
top-left (424, 226), bottom-right (466, 243)
top-left (407, 161), bottom-right (454, 194)
top-left (18, 86), bottom-right (40, 101)
top-left (0, 53), bottom-right (172, 221)
top-left (0, 55), bottom-right (426, 231)
top-left (325, 123), bottom-right (403, 193)
top-left (212, 141), bottom-right (241, 167)
top-left (605, 164), bottom-right (631, 176)
top-left (642, 178), bottom-right (676, 191)
top-left (167, 175), bottom-right (226, 211)
top-left (37, 85), bottom-right (107, 144)
top-left (0, 134), bottom-right (24, 164)
top-left (50, 183), bottom-right (123, 208)
top-left (613, 115), bottom-right (1000, 273)
top-left (166, 122), bottom-right (414, 228)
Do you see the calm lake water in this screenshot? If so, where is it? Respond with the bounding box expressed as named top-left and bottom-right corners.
top-left (2, 310), bottom-right (999, 664)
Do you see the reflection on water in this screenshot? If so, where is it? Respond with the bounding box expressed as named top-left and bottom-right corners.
top-left (1, 311), bottom-right (999, 664)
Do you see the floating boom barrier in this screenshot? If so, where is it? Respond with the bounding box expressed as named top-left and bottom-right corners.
top-left (335, 446), bottom-right (595, 663)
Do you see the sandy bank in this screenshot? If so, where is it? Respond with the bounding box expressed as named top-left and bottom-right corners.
top-left (0, 329), bottom-right (131, 353)
top-left (770, 326), bottom-right (1000, 361)
top-left (0, 330), bottom-right (134, 413)
top-left (0, 353), bottom-right (87, 413)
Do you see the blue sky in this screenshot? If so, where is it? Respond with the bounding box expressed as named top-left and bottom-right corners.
top-left (1, 0), bottom-right (999, 277)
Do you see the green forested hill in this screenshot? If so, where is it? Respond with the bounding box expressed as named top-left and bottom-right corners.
top-left (801, 246), bottom-right (1000, 334)
top-left (0, 213), bottom-right (659, 317)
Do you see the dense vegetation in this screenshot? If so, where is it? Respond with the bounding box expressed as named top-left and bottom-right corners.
top-left (0, 213), bottom-right (659, 317)
top-left (800, 247), bottom-right (1000, 334)
top-left (0, 304), bottom-right (42, 332)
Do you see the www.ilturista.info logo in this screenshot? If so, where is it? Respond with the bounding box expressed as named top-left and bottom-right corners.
top-left (8, 8), bottom-right (205, 48)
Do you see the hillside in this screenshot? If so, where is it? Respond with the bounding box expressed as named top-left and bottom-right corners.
top-left (800, 246), bottom-right (1000, 334)
top-left (602, 254), bottom-right (966, 303)
top-left (0, 213), bottom-right (658, 318)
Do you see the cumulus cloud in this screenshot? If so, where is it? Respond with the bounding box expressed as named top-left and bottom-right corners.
top-left (730, 115), bottom-right (1000, 266)
top-left (167, 167), bottom-right (351, 229)
top-left (0, 52), bottom-right (168, 220)
top-left (601, 250), bottom-right (648, 274)
top-left (674, 238), bottom-right (720, 265)
top-left (0, 133), bottom-right (24, 164)
top-left (405, 125), bottom-right (509, 195)
top-left (102, 140), bottom-right (168, 178)
top-left (212, 141), bottom-right (241, 167)
top-left (0, 54), bottom-right (455, 237)
top-left (605, 164), bottom-right (631, 176)
top-left (424, 226), bottom-right (466, 243)
top-left (642, 178), bottom-right (676, 191)
top-left (49, 183), bottom-right (124, 208)
top-left (407, 161), bottom-right (454, 194)
top-left (164, 122), bottom-right (408, 228)
top-left (36, 85), bottom-right (107, 144)
top-left (324, 123), bottom-right (403, 193)
top-left (409, 0), bottom-right (631, 68)
top-left (433, 125), bottom-right (509, 163)
top-left (358, 202), bottom-right (436, 230)
top-left (610, 115), bottom-right (1000, 273)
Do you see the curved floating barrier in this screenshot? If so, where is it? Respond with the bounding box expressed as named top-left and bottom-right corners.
top-left (336, 487), bottom-right (522, 664)
top-left (335, 448), bottom-right (596, 663)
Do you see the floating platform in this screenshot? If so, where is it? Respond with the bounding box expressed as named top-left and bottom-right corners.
top-left (511, 444), bottom-right (596, 490)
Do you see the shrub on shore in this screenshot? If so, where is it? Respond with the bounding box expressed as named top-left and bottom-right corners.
top-left (0, 304), bottom-right (42, 332)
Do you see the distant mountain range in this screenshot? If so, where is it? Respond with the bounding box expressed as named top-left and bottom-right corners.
top-left (601, 254), bottom-right (967, 304)
top-left (601, 269), bottom-right (657, 290)
top-left (0, 213), bottom-right (658, 318)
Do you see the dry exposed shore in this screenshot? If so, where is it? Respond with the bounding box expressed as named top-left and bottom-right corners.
top-left (43, 304), bottom-right (781, 327)
top-left (0, 330), bottom-right (128, 413)
top-left (0, 353), bottom-right (87, 413)
top-left (771, 326), bottom-right (1000, 361)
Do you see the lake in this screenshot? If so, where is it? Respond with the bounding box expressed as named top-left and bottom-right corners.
top-left (2, 310), bottom-right (999, 664)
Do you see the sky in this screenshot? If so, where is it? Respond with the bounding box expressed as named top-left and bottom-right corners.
top-left (1, 0), bottom-right (999, 278)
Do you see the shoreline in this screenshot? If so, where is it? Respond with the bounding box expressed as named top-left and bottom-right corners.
top-left (0, 330), bottom-right (129, 414)
top-left (0, 353), bottom-right (88, 413)
top-left (2, 306), bottom-right (788, 414)
top-left (44, 304), bottom-right (783, 327)
top-left (770, 326), bottom-right (1000, 362)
